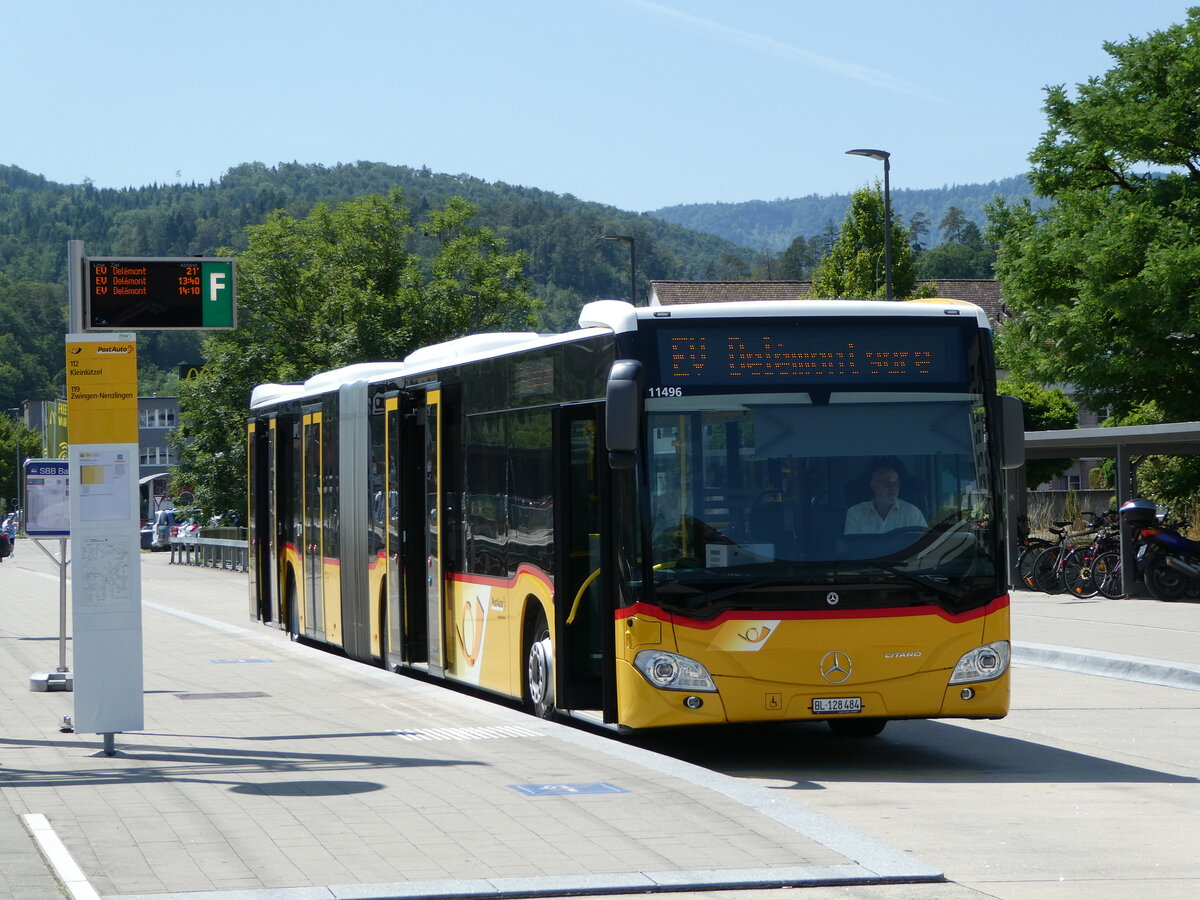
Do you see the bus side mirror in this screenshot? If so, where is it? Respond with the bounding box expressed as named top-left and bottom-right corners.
top-left (606, 360), bottom-right (643, 469)
top-left (999, 395), bottom-right (1025, 470)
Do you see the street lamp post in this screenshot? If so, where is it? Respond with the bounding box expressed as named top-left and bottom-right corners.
top-left (845, 149), bottom-right (893, 300)
top-left (602, 234), bottom-right (637, 306)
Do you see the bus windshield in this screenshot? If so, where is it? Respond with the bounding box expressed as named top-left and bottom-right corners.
top-left (644, 390), bottom-right (999, 616)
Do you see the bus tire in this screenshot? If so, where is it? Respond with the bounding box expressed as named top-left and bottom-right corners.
top-left (827, 717), bottom-right (887, 737)
top-left (524, 611), bottom-right (555, 719)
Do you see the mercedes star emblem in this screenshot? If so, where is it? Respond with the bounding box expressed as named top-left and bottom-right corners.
top-left (820, 650), bottom-right (853, 684)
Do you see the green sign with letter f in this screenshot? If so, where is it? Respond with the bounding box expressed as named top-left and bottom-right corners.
top-left (202, 261), bottom-right (235, 328)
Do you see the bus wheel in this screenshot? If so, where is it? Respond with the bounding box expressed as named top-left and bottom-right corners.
top-left (827, 717), bottom-right (887, 738)
top-left (524, 613), bottom-right (554, 719)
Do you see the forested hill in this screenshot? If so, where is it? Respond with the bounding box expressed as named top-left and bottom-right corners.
top-left (0, 159), bottom-right (769, 406)
top-left (0, 159), bottom-right (1035, 408)
top-left (0, 161), bottom-right (754, 330)
top-left (651, 175), bottom-right (1036, 251)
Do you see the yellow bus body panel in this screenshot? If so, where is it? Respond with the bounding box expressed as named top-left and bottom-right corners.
top-left (615, 597), bottom-right (1010, 730)
top-left (444, 565), bottom-right (553, 698)
top-left (323, 558), bottom-right (342, 647)
top-left (368, 550), bottom-right (385, 657)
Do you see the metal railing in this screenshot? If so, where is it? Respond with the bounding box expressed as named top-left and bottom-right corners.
top-left (168, 527), bottom-right (248, 572)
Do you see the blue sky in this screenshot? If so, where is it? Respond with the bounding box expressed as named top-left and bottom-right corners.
top-left (4, 1), bottom-right (1192, 211)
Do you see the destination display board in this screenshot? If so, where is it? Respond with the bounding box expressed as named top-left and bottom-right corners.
top-left (85, 257), bottom-right (235, 330)
top-left (654, 323), bottom-right (964, 387)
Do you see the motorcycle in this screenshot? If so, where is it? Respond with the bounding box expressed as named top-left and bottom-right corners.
top-left (1134, 513), bottom-right (1200, 602)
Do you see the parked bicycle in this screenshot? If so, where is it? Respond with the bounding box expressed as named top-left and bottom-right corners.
top-left (1029, 512), bottom-right (1111, 596)
top-left (1015, 515), bottom-right (1055, 591)
top-left (1060, 511), bottom-right (1122, 598)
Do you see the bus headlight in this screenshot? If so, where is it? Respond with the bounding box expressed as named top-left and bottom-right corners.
top-left (948, 641), bottom-right (1010, 684)
top-left (634, 650), bottom-right (717, 692)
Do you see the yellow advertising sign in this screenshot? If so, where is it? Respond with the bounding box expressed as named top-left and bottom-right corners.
top-left (65, 335), bottom-right (138, 444)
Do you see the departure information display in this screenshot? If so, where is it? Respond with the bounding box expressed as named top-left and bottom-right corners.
top-left (86, 257), bottom-right (235, 330)
top-left (655, 323), bottom-right (964, 386)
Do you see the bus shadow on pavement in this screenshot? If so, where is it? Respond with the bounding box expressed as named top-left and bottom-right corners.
top-left (626, 719), bottom-right (1199, 787)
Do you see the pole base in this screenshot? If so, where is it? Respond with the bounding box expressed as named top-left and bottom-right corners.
top-left (29, 671), bottom-right (74, 692)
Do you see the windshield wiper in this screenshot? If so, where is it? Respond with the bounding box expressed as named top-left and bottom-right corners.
top-left (654, 578), bottom-right (801, 608)
top-left (854, 561), bottom-right (966, 602)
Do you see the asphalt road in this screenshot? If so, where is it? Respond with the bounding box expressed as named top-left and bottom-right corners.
top-left (630, 589), bottom-right (1200, 899)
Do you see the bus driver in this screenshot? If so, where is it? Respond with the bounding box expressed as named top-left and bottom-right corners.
top-left (844, 462), bottom-right (927, 534)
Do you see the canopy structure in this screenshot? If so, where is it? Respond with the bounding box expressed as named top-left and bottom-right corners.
top-left (1024, 422), bottom-right (1200, 460)
top-left (1011, 422), bottom-right (1200, 597)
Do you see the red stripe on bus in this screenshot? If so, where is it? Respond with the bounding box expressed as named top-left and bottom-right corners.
top-left (447, 564), bottom-right (555, 596)
top-left (615, 594), bottom-right (1009, 629)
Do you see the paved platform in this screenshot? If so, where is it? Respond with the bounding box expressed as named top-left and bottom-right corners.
top-left (1, 549), bottom-right (943, 900)
top-left (1008, 585), bottom-right (1200, 690)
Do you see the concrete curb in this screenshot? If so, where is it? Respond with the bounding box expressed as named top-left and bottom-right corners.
top-left (1014, 642), bottom-right (1200, 691)
top-left (107, 865), bottom-right (942, 900)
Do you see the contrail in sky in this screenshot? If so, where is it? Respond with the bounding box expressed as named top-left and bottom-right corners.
top-left (621, 0), bottom-right (946, 101)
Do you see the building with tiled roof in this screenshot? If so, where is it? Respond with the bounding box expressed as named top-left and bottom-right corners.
top-left (647, 279), bottom-right (1010, 325)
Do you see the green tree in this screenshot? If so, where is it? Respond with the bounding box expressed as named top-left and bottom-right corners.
top-left (998, 377), bottom-right (1079, 487)
top-left (0, 415), bottom-right (41, 516)
top-left (816, 219), bottom-right (839, 257)
top-left (938, 207), bottom-right (970, 243)
top-left (918, 207), bottom-right (995, 278)
top-left (908, 211), bottom-right (931, 254)
top-left (172, 191), bottom-right (536, 515)
top-left (989, 10), bottom-right (1200, 422)
top-left (0, 277), bottom-right (66, 408)
top-left (810, 183), bottom-right (923, 299)
top-left (776, 234), bottom-right (821, 280)
top-left (1094, 402), bottom-right (1200, 513)
top-left (919, 224), bottom-right (995, 278)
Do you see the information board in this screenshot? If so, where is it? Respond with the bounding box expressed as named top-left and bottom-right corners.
top-left (85, 256), bottom-right (235, 330)
top-left (24, 459), bottom-right (70, 537)
top-left (66, 335), bottom-right (138, 444)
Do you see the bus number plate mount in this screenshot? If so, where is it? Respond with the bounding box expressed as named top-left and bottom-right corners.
top-left (813, 697), bottom-right (862, 715)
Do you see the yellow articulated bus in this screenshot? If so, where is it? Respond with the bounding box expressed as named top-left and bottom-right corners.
top-left (247, 298), bottom-right (1024, 735)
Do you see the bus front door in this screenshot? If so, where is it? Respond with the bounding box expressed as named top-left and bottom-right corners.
top-left (553, 403), bottom-right (615, 718)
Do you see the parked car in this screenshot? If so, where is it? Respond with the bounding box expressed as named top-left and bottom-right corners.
top-left (140, 521), bottom-right (154, 550)
top-left (151, 507), bottom-right (203, 550)
top-left (150, 509), bottom-right (178, 551)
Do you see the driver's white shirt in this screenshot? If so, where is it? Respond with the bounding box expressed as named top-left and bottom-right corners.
top-left (843, 499), bottom-right (926, 534)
